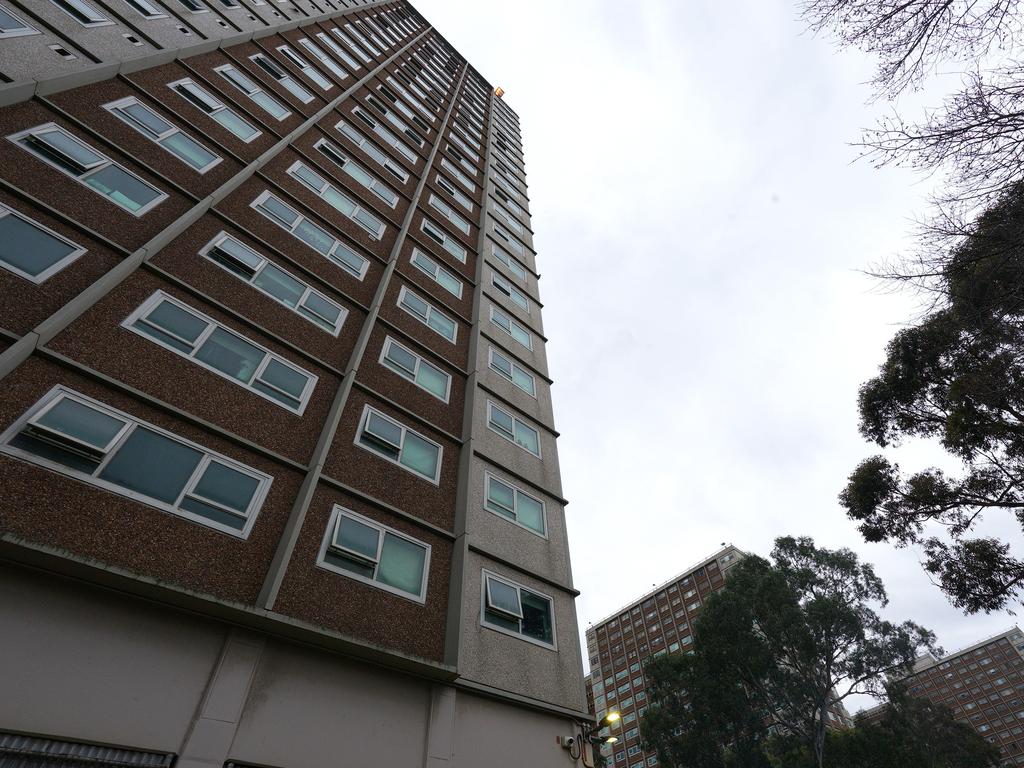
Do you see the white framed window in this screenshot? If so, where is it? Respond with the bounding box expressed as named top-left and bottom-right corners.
top-left (494, 173), bottom-right (522, 201)
top-left (104, 96), bottom-right (220, 173)
top-left (0, 4), bottom-right (38, 36)
top-left (397, 285), bottom-right (457, 343)
top-left (335, 119), bottom-right (409, 182)
top-left (123, 0), bottom-right (166, 17)
top-left (355, 405), bottom-right (442, 484)
top-left (0, 386), bottom-right (272, 537)
top-left (488, 347), bottom-right (536, 397)
top-left (199, 232), bottom-right (346, 335)
top-left (481, 570), bottom-right (555, 648)
top-left (484, 472), bottom-right (545, 536)
top-left (330, 26), bottom-right (372, 63)
top-left (48, 0), bottom-right (110, 26)
top-left (440, 157), bottom-right (475, 192)
top-left (494, 203), bottom-right (524, 235)
top-left (344, 21), bottom-right (379, 55)
top-left (9, 123), bottom-right (167, 216)
top-left (286, 160), bottom-right (385, 239)
top-left (386, 76), bottom-right (435, 122)
top-left (215, 64), bottom-right (291, 122)
top-left (420, 218), bottom-right (468, 263)
top-left (448, 131), bottom-right (479, 162)
top-left (379, 336), bottom-right (450, 402)
top-left (452, 121), bottom-right (481, 152)
top-left (297, 38), bottom-right (348, 81)
top-left (428, 194), bottom-right (471, 235)
top-left (175, 0), bottom-right (206, 11)
top-left (123, 290), bottom-right (318, 414)
top-left (365, 95), bottom-right (425, 148)
top-left (491, 272), bottom-right (530, 313)
top-left (250, 191), bottom-right (369, 280)
top-left (276, 45), bottom-right (333, 91)
top-left (313, 138), bottom-right (398, 208)
top-left (250, 53), bottom-right (314, 104)
top-left (318, 506), bottom-right (430, 602)
top-left (352, 19), bottom-right (388, 52)
top-left (315, 31), bottom-right (361, 71)
top-left (491, 243), bottom-right (528, 281)
top-left (377, 83), bottom-right (431, 133)
top-left (490, 306), bottom-right (532, 350)
top-left (0, 204), bottom-right (85, 283)
top-left (487, 401), bottom-right (540, 457)
top-left (352, 107), bottom-right (418, 164)
top-left (492, 223), bottom-right (525, 256)
top-left (168, 78), bottom-right (261, 143)
top-left (410, 248), bottom-right (462, 299)
top-left (446, 145), bottom-right (477, 177)
top-left (435, 174), bottom-right (473, 213)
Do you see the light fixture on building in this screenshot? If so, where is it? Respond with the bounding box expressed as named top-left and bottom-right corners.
top-left (494, 86), bottom-right (505, 98)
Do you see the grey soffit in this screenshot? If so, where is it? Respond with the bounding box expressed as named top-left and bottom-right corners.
top-left (0, 733), bottom-right (172, 768)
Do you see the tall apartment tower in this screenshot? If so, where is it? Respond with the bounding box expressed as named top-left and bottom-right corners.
top-left (583, 547), bottom-right (743, 767)
top-left (0, 2), bottom-right (588, 767)
top-left (861, 627), bottom-right (1024, 765)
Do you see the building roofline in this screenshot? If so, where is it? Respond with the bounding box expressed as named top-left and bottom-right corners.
top-left (584, 545), bottom-right (745, 634)
top-left (908, 625), bottom-right (1022, 676)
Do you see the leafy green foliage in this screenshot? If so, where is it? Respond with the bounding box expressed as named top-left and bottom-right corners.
top-left (640, 538), bottom-right (934, 768)
top-left (840, 184), bottom-right (1024, 612)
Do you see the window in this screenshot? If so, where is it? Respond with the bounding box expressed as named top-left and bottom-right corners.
top-left (286, 160), bottom-right (385, 239)
top-left (491, 272), bottom-right (530, 312)
top-left (215, 64), bottom-right (291, 121)
top-left (482, 571), bottom-right (555, 648)
top-left (0, 386), bottom-right (271, 536)
top-left (352, 107), bottom-right (418, 164)
top-left (493, 223), bottom-right (525, 256)
top-left (410, 248), bottom-right (462, 298)
top-left (440, 157), bottom-right (475, 192)
top-left (494, 204), bottom-right (524, 235)
top-left (421, 218), bottom-right (468, 263)
top-left (318, 506), bottom-right (430, 601)
top-left (435, 174), bottom-right (473, 213)
top-left (446, 145), bottom-right (477, 177)
top-left (330, 26), bottom-right (372, 63)
top-left (484, 472), bottom-right (545, 535)
top-left (491, 244), bottom-right (528, 281)
top-left (488, 347), bottom-right (535, 396)
top-left (490, 306), bottom-right (532, 350)
top-left (397, 285), bottom-right (457, 342)
top-left (487, 401), bottom-right (540, 456)
top-left (315, 32), bottom-right (361, 71)
top-left (428, 194), bottom-right (471, 235)
top-left (355, 405), bottom-right (442, 483)
top-left (250, 53), bottom-right (314, 104)
top-left (10, 123), bottom-right (166, 216)
top-left (124, 291), bottom-right (318, 414)
top-left (313, 138), bottom-right (398, 207)
top-left (386, 76), bottom-right (435, 122)
top-left (276, 45), bottom-right (333, 91)
top-left (0, 204), bottom-right (85, 282)
top-left (250, 191), bottom-right (368, 279)
top-left (175, 0), bottom-right (205, 10)
top-left (379, 336), bottom-right (450, 401)
top-left (168, 79), bottom-right (260, 143)
top-left (344, 21), bottom-right (379, 55)
top-left (48, 0), bottom-right (110, 26)
top-left (335, 119), bottom-right (409, 182)
top-left (297, 38), bottom-right (349, 81)
top-left (0, 4), bottom-right (38, 36)
top-left (199, 232), bottom-right (346, 335)
top-left (104, 97), bottom-right (219, 173)
top-left (365, 94), bottom-right (424, 147)
top-left (448, 132), bottom-right (479, 162)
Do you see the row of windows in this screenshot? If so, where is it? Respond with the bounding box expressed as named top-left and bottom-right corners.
top-left (1, 387), bottom-right (554, 617)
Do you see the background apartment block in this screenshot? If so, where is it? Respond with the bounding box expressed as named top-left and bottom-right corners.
top-left (584, 547), bottom-right (743, 767)
top-left (0, 2), bottom-right (588, 767)
top-left (861, 628), bottom-right (1024, 765)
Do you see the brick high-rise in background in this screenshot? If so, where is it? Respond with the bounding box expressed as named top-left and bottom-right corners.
top-left (862, 627), bottom-right (1024, 765)
top-left (0, 2), bottom-right (587, 766)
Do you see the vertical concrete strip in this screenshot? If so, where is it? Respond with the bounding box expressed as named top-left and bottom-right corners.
top-left (176, 629), bottom-right (265, 768)
top-left (257, 61), bottom-right (471, 610)
top-left (443, 86), bottom-right (496, 669)
top-left (423, 684), bottom-right (457, 767)
top-left (0, 25), bottom-right (429, 383)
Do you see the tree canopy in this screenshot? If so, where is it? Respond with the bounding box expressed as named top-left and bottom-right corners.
top-left (640, 538), bottom-right (934, 768)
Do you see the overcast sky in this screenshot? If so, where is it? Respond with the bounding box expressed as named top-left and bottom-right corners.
top-left (416, 0), bottom-right (1020, 710)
